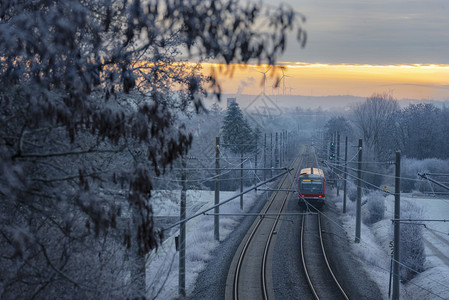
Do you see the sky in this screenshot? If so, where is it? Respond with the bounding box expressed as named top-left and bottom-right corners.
top-left (210, 0), bottom-right (449, 100)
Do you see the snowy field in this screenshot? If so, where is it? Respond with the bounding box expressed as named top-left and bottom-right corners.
top-left (334, 191), bottom-right (449, 300)
top-left (146, 189), bottom-right (261, 299)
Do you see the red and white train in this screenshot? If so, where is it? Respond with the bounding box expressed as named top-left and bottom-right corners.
top-left (298, 168), bottom-right (326, 208)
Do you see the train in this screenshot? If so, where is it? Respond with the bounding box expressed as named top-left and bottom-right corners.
top-left (298, 168), bottom-right (326, 208)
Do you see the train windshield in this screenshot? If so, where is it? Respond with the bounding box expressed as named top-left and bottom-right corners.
top-left (300, 179), bottom-right (323, 193)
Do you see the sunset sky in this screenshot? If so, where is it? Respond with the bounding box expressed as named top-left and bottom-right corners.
top-left (206, 0), bottom-right (449, 101)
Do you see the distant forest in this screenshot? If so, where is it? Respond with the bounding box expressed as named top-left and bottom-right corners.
top-left (323, 93), bottom-right (449, 161)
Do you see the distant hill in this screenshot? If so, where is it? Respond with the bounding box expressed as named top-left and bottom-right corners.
top-left (203, 94), bottom-right (449, 111)
top-left (204, 94), bottom-right (363, 112)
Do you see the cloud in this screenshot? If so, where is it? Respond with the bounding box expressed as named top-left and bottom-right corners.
top-left (278, 0), bottom-right (449, 64)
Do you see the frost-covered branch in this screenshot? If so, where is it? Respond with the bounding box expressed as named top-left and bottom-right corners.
top-left (16, 147), bottom-right (126, 159)
top-left (0, 0), bottom-right (305, 297)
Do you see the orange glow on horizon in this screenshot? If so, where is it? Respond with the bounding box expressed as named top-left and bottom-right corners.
top-left (197, 62), bottom-right (449, 100)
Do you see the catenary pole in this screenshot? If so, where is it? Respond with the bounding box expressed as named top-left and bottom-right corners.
top-left (179, 157), bottom-right (187, 296)
top-left (337, 132), bottom-right (341, 196)
top-left (343, 136), bottom-right (348, 213)
top-left (254, 135), bottom-right (258, 187)
top-left (355, 139), bottom-right (362, 243)
top-left (284, 130), bottom-right (287, 162)
top-left (214, 137), bottom-right (220, 241)
top-left (264, 133), bottom-right (267, 181)
top-left (271, 133), bottom-right (273, 178)
top-left (281, 131), bottom-right (284, 165)
top-left (240, 137), bottom-right (244, 210)
top-left (392, 151), bottom-right (401, 300)
top-left (274, 132), bottom-right (279, 168)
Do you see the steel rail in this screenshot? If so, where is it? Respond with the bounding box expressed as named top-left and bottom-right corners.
top-left (300, 213), bottom-right (350, 300)
top-left (300, 215), bottom-right (320, 299)
top-left (261, 157), bottom-right (302, 299)
top-left (233, 154), bottom-right (302, 300)
top-left (318, 214), bottom-right (349, 300)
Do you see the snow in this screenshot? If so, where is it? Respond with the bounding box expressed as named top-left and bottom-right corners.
top-left (334, 192), bottom-right (449, 299)
top-left (146, 189), bottom-right (260, 299)
top-left (146, 188), bottom-right (449, 299)
top-left (403, 195), bottom-right (449, 299)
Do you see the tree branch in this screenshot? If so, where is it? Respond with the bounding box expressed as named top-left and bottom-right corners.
top-left (16, 146), bottom-right (126, 159)
top-left (31, 170), bottom-right (111, 184)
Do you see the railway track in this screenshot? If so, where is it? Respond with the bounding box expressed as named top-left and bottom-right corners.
top-left (225, 152), bottom-right (303, 300)
top-left (299, 148), bottom-right (349, 299)
top-left (300, 209), bottom-right (349, 300)
top-left (225, 147), bottom-right (349, 300)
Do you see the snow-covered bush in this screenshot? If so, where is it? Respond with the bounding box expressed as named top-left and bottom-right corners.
top-left (364, 191), bottom-right (385, 224)
top-left (399, 202), bottom-right (425, 281)
top-left (347, 180), bottom-right (358, 202)
top-left (344, 196), bottom-right (357, 217)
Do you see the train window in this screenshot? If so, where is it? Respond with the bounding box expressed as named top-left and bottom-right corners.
top-left (300, 180), bottom-right (323, 193)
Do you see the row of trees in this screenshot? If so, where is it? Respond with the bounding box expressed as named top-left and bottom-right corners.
top-left (329, 96), bottom-right (431, 283)
top-left (0, 0), bottom-right (305, 298)
top-left (325, 93), bottom-right (449, 161)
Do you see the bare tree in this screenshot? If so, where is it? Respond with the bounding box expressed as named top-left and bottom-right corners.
top-left (352, 93), bottom-right (399, 160)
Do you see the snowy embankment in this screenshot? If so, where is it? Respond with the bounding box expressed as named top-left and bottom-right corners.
top-left (146, 189), bottom-right (260, 299)
top-left (334, 192), bottom-right (449, 299)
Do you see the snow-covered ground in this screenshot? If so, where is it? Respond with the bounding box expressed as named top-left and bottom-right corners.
top-left (334, 192), bottom-right (449, 299)
top-left (146, 189), bottom-right (261, 299)
top-left (145, 188), bottom-right (449, 299)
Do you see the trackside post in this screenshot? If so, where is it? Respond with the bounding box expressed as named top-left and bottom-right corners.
top-left (355, 139), bottom-right (362, 243)
top-left (392, 151), bottom-right (401, 300)
top-left (214, 137), bottom-right (220, 241)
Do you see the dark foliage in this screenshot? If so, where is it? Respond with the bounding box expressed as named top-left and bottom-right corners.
top-left (324, 116), bottom-right (353, 139)
top-left (395, 103), bottom-right (445, 159)
top-left (222, 102), bottom-right (256, 154)
top-left (0, 0), bottom-right (305, 297)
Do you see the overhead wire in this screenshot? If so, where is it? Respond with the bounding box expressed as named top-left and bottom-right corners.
top-left (303, 146), bottom-right (449, 298)
top-left (161, 140), bottom-right (449, 297)
top-left (324, 159), bottom-right (449, 209)
top-left (423, 225), bottom-right (449, 236)
top-left (153, 152), bottom-right (287, 187)
top-left (326, 158), bottom-right (437, 193)
top-left (326, 157), bottom-right (449, 185)
top-left (323, 160), bottom-right (392, 194)
top-left (308, 147), bottom-right (447, 297)
top-left (303, 178), bottom-right (449, 299)
top-left (317, 148), bottom-right (449, 298)
top-left (309, 149), bottom-right (449, 297)
top-left (335, 162), bottom-right (424, 183)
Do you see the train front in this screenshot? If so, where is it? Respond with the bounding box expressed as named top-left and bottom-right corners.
top-left (298, 170), bottom-right (326, 209)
